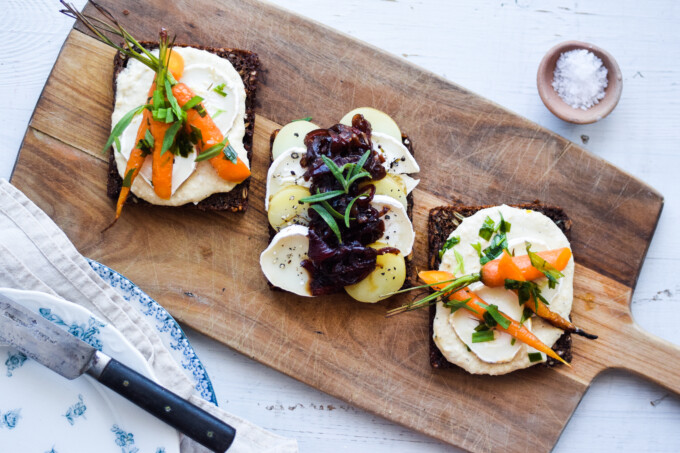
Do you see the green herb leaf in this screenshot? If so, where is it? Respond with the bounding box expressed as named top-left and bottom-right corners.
top-left (474, 322), bottom-right (490, 332)
top-left (510, 338), bottom-right (516, 346)
top-left (321, 200), bottom-right (345, 220)
top-left (528, 352), bottom-right (543, 363)
top-left (479, 216), bottom-right (495, 241)
top-left (438, 236), bottom-right (460, 260)
top-left (310, 204), bottom-right (342, 244)
top-left (161, 120), bottom-right (183, 155)
top-left (164, 78), bottom-right (184, 122)
top-left (320, 154), bottom-right (346, 190)
top-left (344, 194), bottom-right (362, 228)
top-left (213, 83), bottom-right (228, 97)
top-left (222, 142), bottom-right (238, 164)
top-left (348, 150), bottom-right (371, 181)
top-left (300, 190), bottom-right (344, 204)
top-left (103, 104), bottom-right (147, 153)
top-left (498, 212), bottom-right (511, 234)
top-left (195, 141), bottom-right (224, 162)
top-left (212, 108), bottom-right (225, 119)
top-left (189, 125), bottom-right (202, 144)
top-left (484, 304), bottom-right (511, 330)
top-left (504, 279), bottom-right (549, 310)
top-left (181, 95), bottom-right (204, 111)
top-left (479, 232), bottom-right (508, 265)
top-left (443, 297), bottom-right (477, 315)
top-left (472, 330), bottom-right (495, 343)
top-left (519, 307), bottom-right (534, 327)
top-left (452, 249), bottom-right (465, 275)
top-left (526, 242), bottom-right (564, 289)
top-left (292, 116), bottom-right (313, 122)
top-left (471, 242), bottom-right (483, 257)
top-left (121, 168), bottom-right (135, 188)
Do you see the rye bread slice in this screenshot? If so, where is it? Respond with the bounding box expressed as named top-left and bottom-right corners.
top-left (427, 202), bottom-right (573, 369)
top-left (266, 128), bottom-right (417, 291)
top-left (107, 43), bottom-right (260, 212)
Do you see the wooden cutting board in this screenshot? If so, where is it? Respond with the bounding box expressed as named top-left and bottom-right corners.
top-left (11, 0), bottom-right (679, 451)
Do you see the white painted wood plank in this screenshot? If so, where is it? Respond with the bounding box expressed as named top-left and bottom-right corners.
top-left (1, 0), bottom-right (678, 452)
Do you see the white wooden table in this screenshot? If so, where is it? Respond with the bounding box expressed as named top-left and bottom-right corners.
top-left (1, 1), bottom-right (679, 451)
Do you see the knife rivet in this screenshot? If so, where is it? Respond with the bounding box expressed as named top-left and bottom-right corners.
top-left (165, 405), bottom-right (172, 412)
top-left (207, 431), bottom-right (214, 438)
top-left (123, 380), bottom-right (129, 387)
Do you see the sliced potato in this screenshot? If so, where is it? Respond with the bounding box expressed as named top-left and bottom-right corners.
top-left (271, 120), bottom-right (319, 160)
top-left (345, 242), bottom-right (406, 303)
top-left (268, 186), bottom-right (312, 231)
top-left (359, 175), bottom-right (408, 210)
top-left (340, 107), bottom-right (402, 142)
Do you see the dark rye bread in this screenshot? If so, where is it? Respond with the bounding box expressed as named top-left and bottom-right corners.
top-left (428, 202), bottom-right (573, 370)
top-left (107, 43), bottom-right (260, 212)
top-left (266, 128), bottom-right (417, 290)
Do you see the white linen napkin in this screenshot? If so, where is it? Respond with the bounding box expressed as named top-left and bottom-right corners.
top-left (0, 179), bottom-right (298, 453)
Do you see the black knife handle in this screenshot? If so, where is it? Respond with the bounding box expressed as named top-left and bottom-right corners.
top-left (95, 357), bottom-right (235, 452)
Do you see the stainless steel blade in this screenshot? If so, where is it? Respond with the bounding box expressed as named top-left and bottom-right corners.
top-left (0, 293), bottom-right (97, 379)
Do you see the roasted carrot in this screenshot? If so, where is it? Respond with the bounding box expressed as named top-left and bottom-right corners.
top-left (480, 247), bottom-right (572, 287)
top-left (150, 119), bottom-right (173, 199)
top-left (167, 51), bottom-right (184, 81)
top-left (171, 83), bottom-right (251, 183)
top-left (419, 270), bottom-right (571, 366)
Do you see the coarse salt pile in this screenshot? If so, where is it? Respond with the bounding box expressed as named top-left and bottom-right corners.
top-left (552, 49), bottom-right (608, 110)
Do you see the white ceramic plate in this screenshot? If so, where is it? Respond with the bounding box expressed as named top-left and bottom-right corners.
top-left (87, 259), bottom-right (218, 405)
top-left (0, 288), bottom-right (181, 453)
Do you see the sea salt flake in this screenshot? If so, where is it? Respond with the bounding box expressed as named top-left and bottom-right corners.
top-left (552, 49), bottom-right (608, 110)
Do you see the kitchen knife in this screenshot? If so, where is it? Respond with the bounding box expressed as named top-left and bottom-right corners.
top-left (0, 293), bottom-right (235, 453)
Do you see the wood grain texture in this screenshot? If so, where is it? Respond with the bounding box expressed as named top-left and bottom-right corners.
top-left (9, 0), bottom-right (674, 449)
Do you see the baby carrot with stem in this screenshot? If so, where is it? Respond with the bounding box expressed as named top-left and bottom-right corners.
top-left (480, 247), bottom-right (572, 287)
top-left (419, 270), bottom-right (571, 366)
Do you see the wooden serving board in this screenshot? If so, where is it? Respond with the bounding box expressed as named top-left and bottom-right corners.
top-left (10, 0), bottom-right (679, 451)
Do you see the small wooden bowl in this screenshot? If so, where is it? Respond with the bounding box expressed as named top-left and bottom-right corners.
top-left (537, 40), bottom-right (622, 124)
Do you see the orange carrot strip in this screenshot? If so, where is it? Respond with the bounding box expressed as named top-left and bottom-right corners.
top-left (419, 270), bottom-right (571, 366)
top-left (167, 51), bottom-right (184, 81)
top-left (150, 119), bottom-right (173, 199)
top-left (481, 248), bottom-right (572, 287)
top-left (171, 83), bottom-right (251, 183)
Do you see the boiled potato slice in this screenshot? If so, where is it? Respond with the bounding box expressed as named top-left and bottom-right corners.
top-left (268, 186), bottom-right (312, 231)
top-left (344, 242), bottom-right (406, 303)
top-left (271, 120), bottom-right (319, 160)
top-left (359, 175), bottom-right (408, 210)
top-left (340, 107), bottom-right (402, 142)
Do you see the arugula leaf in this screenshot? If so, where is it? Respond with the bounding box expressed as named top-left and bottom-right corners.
top-left (472, 330), bottom-right (495, 343)
top-left (483, 304), bottom-right (511, 330)
top-left (300, 190), bottom-right (344, 204)
top-left (213, 83), bottom-right (228, 97)
top-left (121, 168), bottom-right (135, 189)
top-left (479, 216), bottom-right (495, 241)
top-left (438, 236), bottom-right (460, 260)
top-left (103, 104), bottom-right (147, 153)
top-left (161, 120), bottom-right (183, 156)
top-left (526, 242), bottom-right (564, 289)
top-left (310, 204), bottom-right (342, 244)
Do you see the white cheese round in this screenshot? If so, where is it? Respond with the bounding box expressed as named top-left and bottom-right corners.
top-left (112, 46), bottom-right (249, 206)
top-left (260, 225), bottom-right (313, 297)
top-left (433, 205), bottom-right (574, 375)
top-left (264, 147), bottom-right (310, 211)
top-left (372, 132), bottom-right (420, 174)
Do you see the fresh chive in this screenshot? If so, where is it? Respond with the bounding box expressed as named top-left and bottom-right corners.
top-left (212, 108), bottom-right (225, 119)
top-left (438, 235), bottom-right (460, 260)
top-left (471, 242), bottom-right (483, 257)
top-left (526, 242), bottom-right (564, 289)
top-left (519, 307), bottom-right (534, 327)
top-left (213, 83), bottom-right (228, 97)
top-left (164, 78), bottom-right (184, 122)
top-left (195, 142), bottom-right (224, 162)
top-left (161, 120), bottom-right (183, 155)
top-left (292, 116), bottom-right (313, 122)
top-left (144, 129), bottom-right (154, 147)
top-left (121, 168), bottom-right (135, 188)
top-left (479, 232), bottom-right (508, 265)
top-left (528, 352), bottom-right (543, 363)
top-left (103, 104), bottom-right (147, 153)
top-left (222, 142), bottom-right (238, 164)
top-left (510, 338), bottom-right (516, 346)
top-left (498, 212), bottom-right (511, 234)
top-left (310, 204), bottom-right (342, 244)
top-left (505, 279), bottom-right (549, 310)
top-left (484, 304), bottom-right (511, 329)
top-left (472, 330), bottom-right (495, 343)
top-left (181, 95), bottom-right (204, 111)
top-left (474, 322), bottom-right (490, 332)
top-left (300, 190), bottom-right (344, 203)
top-left (443, 297), bottom-right (477, 315)
top-left (452, 249), bottom-right (465, 275)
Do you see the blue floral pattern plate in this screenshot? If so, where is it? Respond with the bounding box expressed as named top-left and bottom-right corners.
top-left (0, 287), bottom-right (181, 453)
top-left (87, 259), bottom-right (218, 406)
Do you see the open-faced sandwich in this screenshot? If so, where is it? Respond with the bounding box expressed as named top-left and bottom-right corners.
top-left (62, 3), bottom-right (258, 223)
top-left (260, 108), bottom-right (420, 302)
top-left (388, 203), bottom-right (596, 375)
